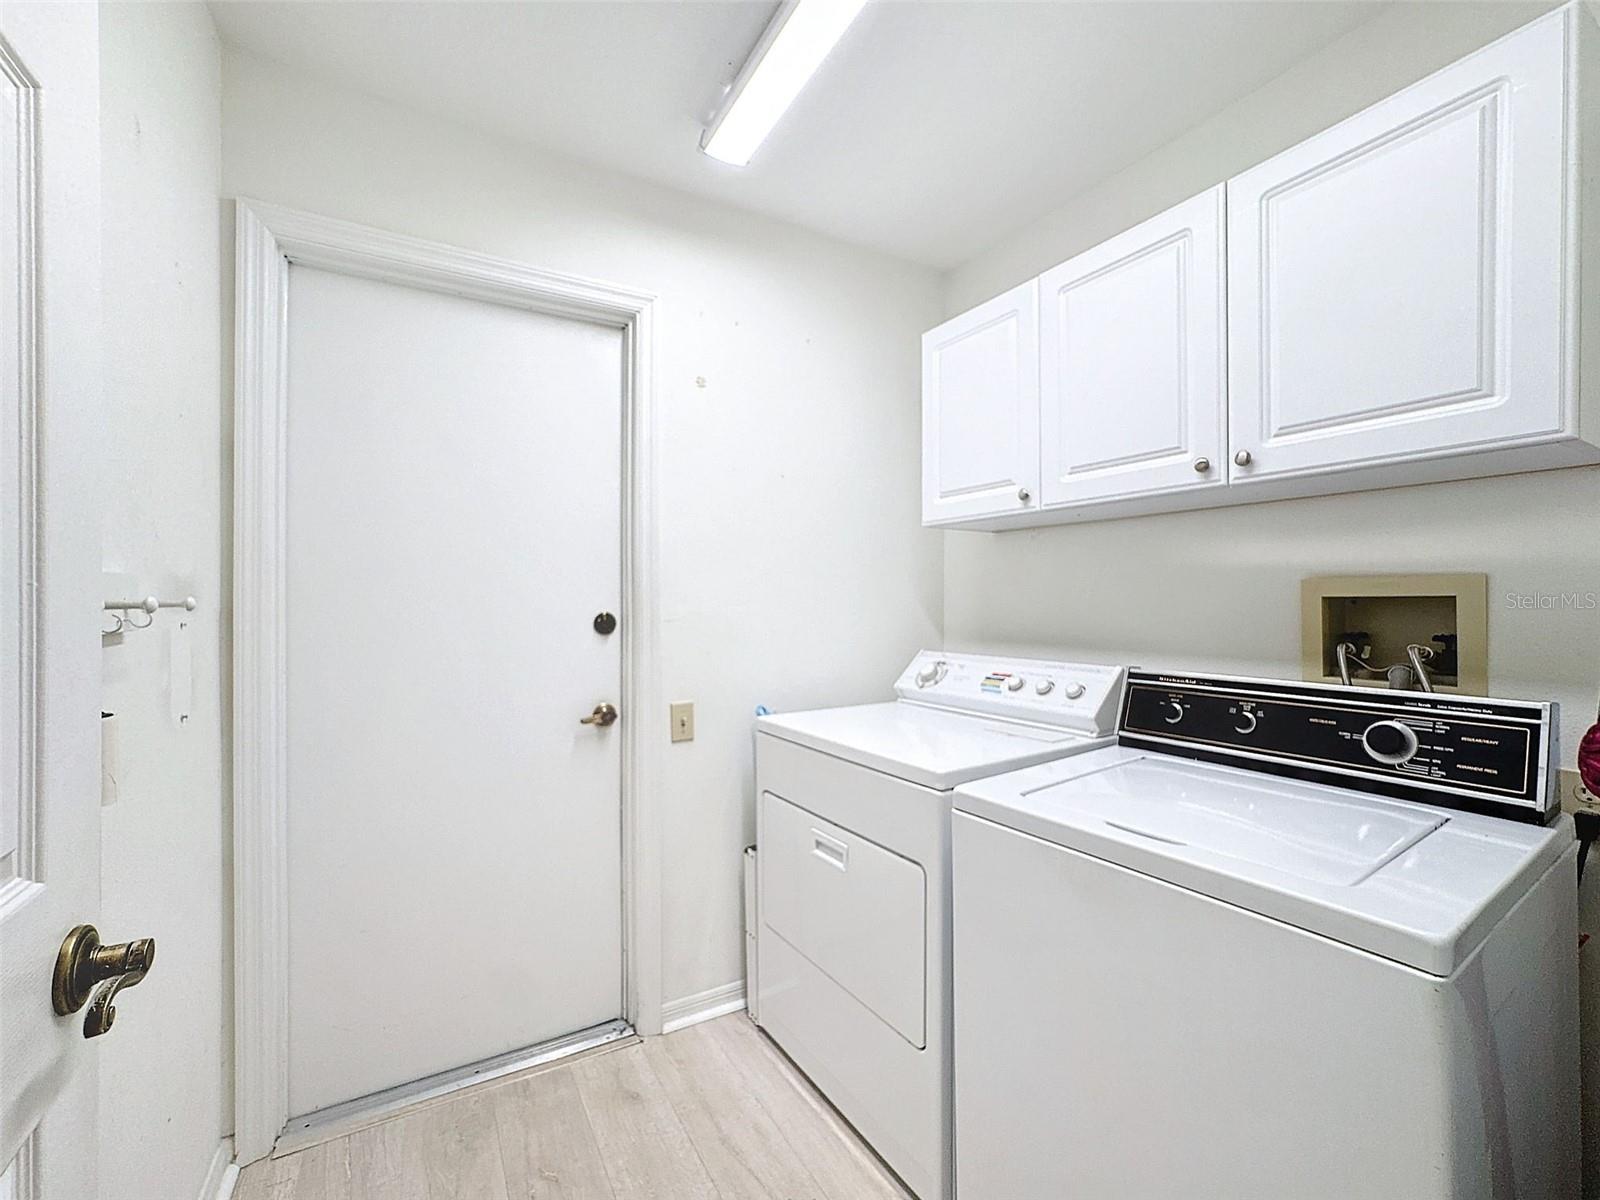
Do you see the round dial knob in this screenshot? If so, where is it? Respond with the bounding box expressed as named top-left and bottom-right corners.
top-left (1163, 699), bottom-right (1184, 725)
top-left (1035, 679), bottom-right (1054, 696)
top-left (1005, 676), bottom-right (1026, 692)
top-left (1361, 720), bottom-right (1419, 765)
top-left (1234, 710), bottom-right (1258, 734)
top-left (914, 662), bottom-right (946, 688)
top-left (1063, 682), bottom-right (1086, 700)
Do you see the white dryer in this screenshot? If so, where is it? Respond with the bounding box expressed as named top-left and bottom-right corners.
top-left (953, 670), bottom-right (1580, 1200)
top-left (755, 651), bottom-right (1127, 1200)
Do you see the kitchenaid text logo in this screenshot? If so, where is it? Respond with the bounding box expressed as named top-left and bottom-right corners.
top-left (1503, 590), bottom-right (1599, 610)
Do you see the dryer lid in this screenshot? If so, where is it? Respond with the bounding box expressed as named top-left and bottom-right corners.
top-left (955, 747), bottom-right (1572, 976)
top-left (758, 701), bottom-right (1108, 791)
top-left (756, 652), bottom-right (1127, 790)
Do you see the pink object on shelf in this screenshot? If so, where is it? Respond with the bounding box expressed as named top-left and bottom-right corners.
top-left (1579, 723), bottom-right (1600, 796)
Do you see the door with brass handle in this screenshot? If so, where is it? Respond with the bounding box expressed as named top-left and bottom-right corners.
top-left (53, 924), bottom-right (156, 1038)
top-left (580, 702), bottom-right (619, 727)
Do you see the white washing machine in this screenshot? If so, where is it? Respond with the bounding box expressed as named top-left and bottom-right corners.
top-left (754, 650), bottom-right (1127, 1200)
top-left (953, 670), bottom-right (1580, 1200)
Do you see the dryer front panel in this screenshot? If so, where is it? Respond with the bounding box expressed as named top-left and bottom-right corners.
top-left (760, 790), bottom-right (927, 1047)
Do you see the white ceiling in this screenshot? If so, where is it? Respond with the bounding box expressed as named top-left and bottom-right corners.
top-left (208, 1), bottom-right (1386, 268)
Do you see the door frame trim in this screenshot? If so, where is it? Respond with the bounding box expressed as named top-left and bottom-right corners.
top-left (230, 199), bottom-right (663, 1164)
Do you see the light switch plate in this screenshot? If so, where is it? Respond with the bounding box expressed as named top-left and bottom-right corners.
top-left (670, 702), bottom-right (695, 743)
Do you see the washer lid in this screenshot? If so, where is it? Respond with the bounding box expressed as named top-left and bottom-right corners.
top-left (757, 701), bottom-right (1109, 791)
top-left (955, 746), bottom-right (1572, 976)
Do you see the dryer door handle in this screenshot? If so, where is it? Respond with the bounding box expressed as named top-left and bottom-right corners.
top-left (811, 829), bottom-right (849, 871)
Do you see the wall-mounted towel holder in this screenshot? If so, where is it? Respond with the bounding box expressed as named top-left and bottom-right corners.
top-left (103, 595), bottom-right (196, 636)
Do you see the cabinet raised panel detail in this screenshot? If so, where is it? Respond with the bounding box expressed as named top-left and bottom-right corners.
top-left (1257, 92), bottom-right (1501, 433)
top-left (921, 280), bottom-right (1039, 524)
top-left (1039, 186), bottom-right (1225, 507)
top-left (1228, 10), bottom-right (1571, 483)
top-left (936, 317), bottom-right (1020, 492)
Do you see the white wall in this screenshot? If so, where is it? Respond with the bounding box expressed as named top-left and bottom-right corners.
top-left (98, 3), bottom-right (229, 1198)
top-left (219, 48), bottom-right (944, 1012)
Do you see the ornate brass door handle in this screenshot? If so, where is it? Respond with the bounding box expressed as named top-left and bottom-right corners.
top-left (580, 703), bottom-right (619, 727)
top-left (53, 924), bottom-right (156, 1039)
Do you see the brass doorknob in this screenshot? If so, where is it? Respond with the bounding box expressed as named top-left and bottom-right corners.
top-left (53, 924), bottom-right (156, 1039)
top-left (580, 703), bottom-right (619, 727)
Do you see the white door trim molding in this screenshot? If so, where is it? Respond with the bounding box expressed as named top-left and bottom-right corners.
top-left (231, 199), bottom-right (663, 1164)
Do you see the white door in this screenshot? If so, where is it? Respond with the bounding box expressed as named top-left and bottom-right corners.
top-left (283, 265), bottom-right (625, 1117)
top-left (0, 3), bottom-right (103, 1197)
top-left (921, 280), bottom-right (1039, 524)
top-left (1227, 9), bottom-right (1570, 485)
top-left (1038, 186), bottom-right (1226, 508)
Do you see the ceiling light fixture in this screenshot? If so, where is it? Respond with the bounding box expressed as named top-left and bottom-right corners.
top-left (700, 0), bottom-right (869, 168)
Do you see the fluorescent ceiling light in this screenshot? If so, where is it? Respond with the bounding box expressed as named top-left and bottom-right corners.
top-left (701, 0), bottom-right (869, 167)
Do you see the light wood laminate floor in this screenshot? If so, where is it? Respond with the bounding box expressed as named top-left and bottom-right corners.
top-left (235, 1014), bottom-right (914, 1200)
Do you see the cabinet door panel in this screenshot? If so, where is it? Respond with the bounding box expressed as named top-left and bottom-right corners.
top-left (1039, 186), bottom-right (1226, 507)
top-left (1228, 10), bottom-right (1571, 484)
top-left (922, 280), bottom-right (1039, 524)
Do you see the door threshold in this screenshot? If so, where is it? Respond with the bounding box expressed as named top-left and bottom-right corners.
top-left (274, 1018), bottom-right (637, 1157)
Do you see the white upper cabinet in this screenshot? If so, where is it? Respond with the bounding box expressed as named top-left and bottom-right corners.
top-left (1038, 186), bottom-right (1227, 508)
top-left (1227, 7), bottom-right (1580, 486)
top-left (920, 5), bottom-right (1598, 531)
top-left (921, 280), bottom-right (1040, 525)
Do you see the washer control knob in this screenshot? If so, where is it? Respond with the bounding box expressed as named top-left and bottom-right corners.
top-left (1362, 720), bottom-right (1419, 765)
top-left (1005, 675), bottom-right (1026, 692)
top-left (1063, 682), bottom-right (1086, 700)
top-left (1035, 679), bottom-right (1054, 696)
top-left (1234, 710), bottom-right (1258, 735)
top-left (1163, 700), bottom-right (1184, 724)
top-left (914, 662), bottom-right (946, 688)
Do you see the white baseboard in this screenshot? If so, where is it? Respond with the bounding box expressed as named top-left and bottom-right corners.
top-left (197, 1140), bottom-right (239, 1200)
top-left (661, 981), bottom-right (746, 1034)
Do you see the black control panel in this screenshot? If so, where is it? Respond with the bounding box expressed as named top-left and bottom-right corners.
top-left (1118, 672), bottom-right (1557, 824)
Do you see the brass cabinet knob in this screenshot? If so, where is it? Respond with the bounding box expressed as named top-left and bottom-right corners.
top-left (580, 703), bottom-right (619, 727)
top-left (53, 924), bottom-right (156, 1039)
top-left (1193, 457), bottom-right (1211, 473)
